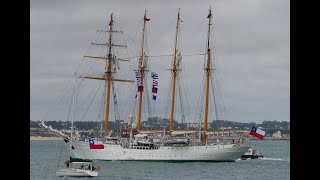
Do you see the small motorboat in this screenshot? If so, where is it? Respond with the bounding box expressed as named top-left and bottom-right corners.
top-left (240, 148), bottom-right (263, 160)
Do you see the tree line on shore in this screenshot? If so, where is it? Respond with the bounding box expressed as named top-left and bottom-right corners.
top-left (30, 118), bottom-right (290, 135)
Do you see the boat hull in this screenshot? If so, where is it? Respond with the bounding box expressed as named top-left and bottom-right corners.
top-left (56, 168), bottom-right (98, 177)
top-left (240, 155), bottom-right (263, 160)
top-left (71, 140), bottom-right (250, 162)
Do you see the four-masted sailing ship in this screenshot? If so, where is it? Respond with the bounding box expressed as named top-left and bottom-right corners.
top-left (67, 8), bottom-right (250, 162)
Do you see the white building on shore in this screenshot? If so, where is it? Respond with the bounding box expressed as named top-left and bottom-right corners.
top-left (272, 131), bottom-right (282, 138)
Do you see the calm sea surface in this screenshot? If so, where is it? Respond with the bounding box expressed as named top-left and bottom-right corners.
top-left (30, 140), bottom-right (290, 180)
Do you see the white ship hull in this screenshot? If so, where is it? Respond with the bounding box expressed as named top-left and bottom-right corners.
top-left (70, 140), bottom-right (250, 162)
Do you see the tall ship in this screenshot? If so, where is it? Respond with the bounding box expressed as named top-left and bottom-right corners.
top-left (65, 8), bottom-right (250, 162)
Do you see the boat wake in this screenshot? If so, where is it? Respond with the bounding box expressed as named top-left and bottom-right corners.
top-left (260, 157), bottom-right (285, 161)
top-left (237, 157), bottom-right (287, 161)
top-left (236, 157), bottom-right (255, 161)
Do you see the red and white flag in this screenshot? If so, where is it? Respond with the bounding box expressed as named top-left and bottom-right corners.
top-left (249, 127), bottom-right (265, 139)
top-left (89, 139), bottom-right (104, 149)
top-left (144, 17), bottom-right (150, 21)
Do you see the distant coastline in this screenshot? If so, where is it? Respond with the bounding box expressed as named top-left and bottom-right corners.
top-left (29, 135), bottom-right (289, 141)
top-left (30, 136), bottom-right (63, 141)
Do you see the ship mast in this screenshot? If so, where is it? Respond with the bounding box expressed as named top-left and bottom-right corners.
top-left (203, 8), bottom-right (212, 144)
top-left (169, 9), bottom-right (181, 138)
top-left (104, 13), bottom-right (114, 137)
top-left (80, 13), bottom-right (131, 137)
top-left (137, 10), bottom-right (149, 131)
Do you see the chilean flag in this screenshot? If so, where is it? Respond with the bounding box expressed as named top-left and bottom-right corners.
top-left (89, 139), bottom-right (104, 149)
top-left (249, 127), bottom-right (266, 139)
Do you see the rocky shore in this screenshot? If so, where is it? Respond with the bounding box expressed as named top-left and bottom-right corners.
top-left (30, 128), bottom-right (64, 140)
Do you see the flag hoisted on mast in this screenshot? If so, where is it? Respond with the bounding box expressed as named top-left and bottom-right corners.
top-left (135, 72), bottom-right (142, 99)
top-left (135, 71), bottom-right (143, 92)
top-left (151, 72), bottom-right (159, 100)
top-left (144, 17), bottom-right (151, 21)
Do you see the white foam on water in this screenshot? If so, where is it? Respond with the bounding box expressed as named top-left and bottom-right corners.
top-left (260, 157), bottom-right (284, 161)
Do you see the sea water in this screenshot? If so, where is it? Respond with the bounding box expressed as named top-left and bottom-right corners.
top-left (30, 140), bottom-right (290, 180)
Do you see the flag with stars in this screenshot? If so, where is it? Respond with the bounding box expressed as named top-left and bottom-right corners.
top-left (249, 127), bottom-right (265, 139)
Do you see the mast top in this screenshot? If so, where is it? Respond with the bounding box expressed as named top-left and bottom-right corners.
top-left (207, 7), bottom-right (212, 18)
top-left (143, 10), bottom-right (151, 22)
top-left (207, 8), bottom-right (212, 49)
top-left (109, 13), bottom-right (113, 26)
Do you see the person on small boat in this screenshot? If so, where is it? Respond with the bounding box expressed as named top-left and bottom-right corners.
top-left (64, 160), bottom-right (70, 168)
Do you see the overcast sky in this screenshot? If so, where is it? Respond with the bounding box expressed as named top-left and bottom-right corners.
top-left (31, 0), bottom-right (289, 124)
